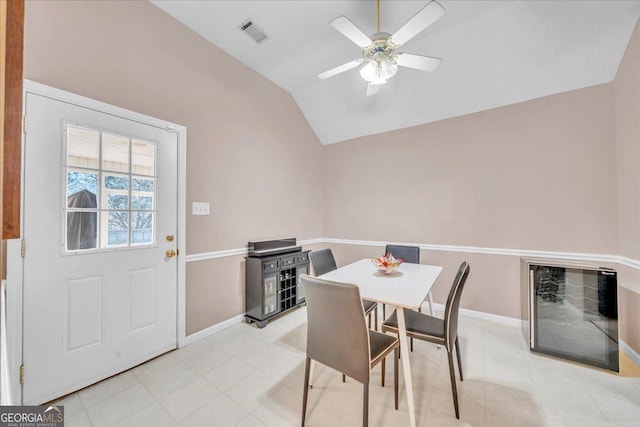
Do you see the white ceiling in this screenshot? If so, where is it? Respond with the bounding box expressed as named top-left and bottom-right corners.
top-left (150, 0), bottom-right (640, 145)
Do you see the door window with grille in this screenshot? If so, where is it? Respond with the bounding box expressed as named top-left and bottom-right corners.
top-left (65, 124), bottom-right (157, 252)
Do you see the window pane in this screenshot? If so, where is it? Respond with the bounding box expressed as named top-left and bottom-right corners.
top-left (67, 126), bottom-right (99, 169)
top-left (64, 124), bottom-right (160, 253)
top-left (102, 133), bottom-right (129, 173)
top-left (67, 212), bottom-right (97, 251)
top-left (132, 139), bottom-right (155, 176)
top-left (132, 196), bottom-right (153, 210)
top-left (105, 211), bottom-right (129, 247)
top-left (104, 174), bottom-right (129, 190)
top-left (132, 177), bottom-right (154, 192)
top-left (132, 212), bottom-right (153, 244)
top-left (67, 171), bottom-right (98, 208)
top-left (108, 194), bottom-right (129, 210)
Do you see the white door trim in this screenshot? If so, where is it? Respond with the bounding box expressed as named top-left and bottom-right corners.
top-left (5, 80), bottom-right (187, 404)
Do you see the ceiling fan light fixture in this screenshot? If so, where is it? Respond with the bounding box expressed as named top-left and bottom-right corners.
top-left (360, 58), bottom-right (397, 85)
top-left (380, 58), bottom-right (398, 79)
top-left (319, 1), bottom-right (446, 95)
top-left (371, 75), bottom-right (387, 85)
top-left (359, 60), bottom-right (377, 82)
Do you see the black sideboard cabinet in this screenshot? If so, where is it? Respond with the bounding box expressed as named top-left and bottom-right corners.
top-left (245, 238), bottom-right (309, 328)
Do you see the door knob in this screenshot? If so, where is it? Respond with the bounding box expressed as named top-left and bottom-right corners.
top-left (166, 249), bottom-right (177, 258)
top-left (166, 234), bottom-right (174, 242)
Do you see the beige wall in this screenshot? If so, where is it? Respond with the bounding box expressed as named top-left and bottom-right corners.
top-left (324, 84), bottom-right (618, 253)
top-left (22, 0), bottom-right (324, 334)
top-left (615, 20), bottom-right (640, 353)
top-left (324, 83), bottom-right (620, 320)
top-left (615, 21), bottom-right (640, 263)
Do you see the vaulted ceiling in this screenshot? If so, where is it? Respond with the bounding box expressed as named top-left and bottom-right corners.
top-left (151, 0), bottom-right (640, 145)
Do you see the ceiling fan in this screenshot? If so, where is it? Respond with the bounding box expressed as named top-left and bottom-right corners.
top-left (318, 0), bottom-right (445, 96)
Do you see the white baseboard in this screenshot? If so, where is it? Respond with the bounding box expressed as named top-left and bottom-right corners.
top-left (620, 340), bottom-right (640, 367)
top-left (428, 302), bottom-right (523, 328)
top-left (183, 314), bottom-right (245, 346)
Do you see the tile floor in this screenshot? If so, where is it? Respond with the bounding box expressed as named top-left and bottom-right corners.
top-left (55, 307), bottom-right (640, 426)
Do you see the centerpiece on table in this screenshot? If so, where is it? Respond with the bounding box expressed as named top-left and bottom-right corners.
top-left (372, 253), bottom-right (403, 275)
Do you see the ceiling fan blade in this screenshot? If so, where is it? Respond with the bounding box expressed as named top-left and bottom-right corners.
top-left (317, 59), bottom-right (362, 80)
top-left (395, 53), bottom-right (442, 72)
top-left (330, 16), bottom-right (372, 48)
top-left (389, 1), bottom-right (445, 47)
top-left (366, 83), bottom-right (380, 96)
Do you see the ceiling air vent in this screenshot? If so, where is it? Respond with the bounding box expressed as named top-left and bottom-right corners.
top-left (238, 19), bottom-right (269, 44)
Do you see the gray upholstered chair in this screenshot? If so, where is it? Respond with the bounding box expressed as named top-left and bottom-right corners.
top-left (384, 245), bottom-right (435, 351)
top-left (301, 275), bottom-right (399, 427)
top-left (309, 249), bottom-right (378, 330)
top-left (382, 261), bottom-right (470, 419)
top-left (383, 245), bottom-right (435, 317)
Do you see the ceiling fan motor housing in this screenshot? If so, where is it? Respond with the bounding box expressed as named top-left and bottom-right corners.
top-left (363, 32), bottom-right (396, 62)
top-left (360, 32), bottom-right (399, 84)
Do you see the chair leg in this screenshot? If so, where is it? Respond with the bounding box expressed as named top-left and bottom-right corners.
top-left (394, 348), bottom-right (399, 410)
top-left (363, 382), bottom-right (369, 427)
top-left (427, 290), bottom-right (435, 315)
top-left (368, 311), bottom-right (372, 329)
top-left (455, 336), bottom-right (464, 381)
top-left (342, 373), bottom-right (346, 383)
top-left (410, 307), bottom-right (416, 352)
top-left (381, 357), bottom-right (385, 387)
top-left (308, 360), bottom-right (314, 389)
top-left (382, 303), bottom-right (386, 320)
top-left (447, 350), bottom-right (460, 419)
top-left (374, 306), bottom-right (378, 331)
top-left (302, 357), bottom-right (311, 426)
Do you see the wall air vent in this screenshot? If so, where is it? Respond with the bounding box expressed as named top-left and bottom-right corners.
top-left (238, 19), bottom-right (269, 44)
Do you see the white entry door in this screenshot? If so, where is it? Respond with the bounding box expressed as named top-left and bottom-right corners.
top-left (22, 91), bottom-right (179, 404)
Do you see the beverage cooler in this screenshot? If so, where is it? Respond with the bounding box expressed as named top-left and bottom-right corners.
top-left (523, 259), bottom-right (618, 372)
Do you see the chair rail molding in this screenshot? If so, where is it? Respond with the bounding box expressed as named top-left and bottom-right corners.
top-left (186, 237), bottom-right (632, 271)
top-left (618, 255), bottom-right (640, 271)
top-left (184, 238), bottom-right (324, 263)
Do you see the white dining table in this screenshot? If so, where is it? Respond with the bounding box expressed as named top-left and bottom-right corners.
top-left (319, 259), bottom-right (443, 427)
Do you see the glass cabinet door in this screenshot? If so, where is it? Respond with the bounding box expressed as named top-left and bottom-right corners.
top-left (263, 274), bottom-right (279, 316)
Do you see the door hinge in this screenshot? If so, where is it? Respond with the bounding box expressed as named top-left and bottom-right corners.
top-left (23, 115), bottom-right (27, 134)
top-left (19, 365), bottom-right (24, 384)
top-left (20, 240), bottom-right (25, 258)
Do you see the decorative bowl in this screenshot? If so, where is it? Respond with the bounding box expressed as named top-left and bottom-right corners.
top-left (372, 253), bottom-right (403, 275)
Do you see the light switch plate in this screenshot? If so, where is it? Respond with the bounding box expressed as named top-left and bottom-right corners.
top-left (192, 202), bottom-right (210, 215)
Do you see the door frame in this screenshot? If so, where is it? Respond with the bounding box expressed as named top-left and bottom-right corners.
top-left (4, 80), bottom-right (187, 404)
